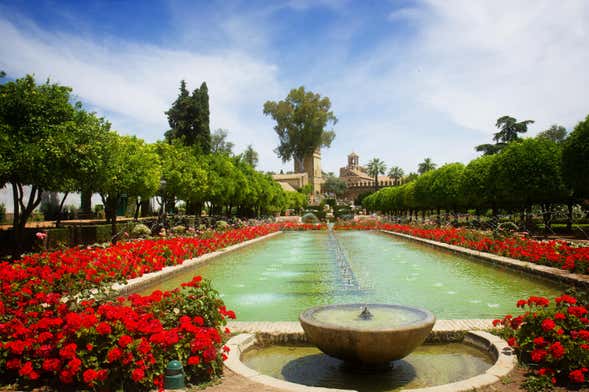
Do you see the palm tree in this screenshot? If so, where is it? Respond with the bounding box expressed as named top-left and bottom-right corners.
top-left (367, 158), bottom-right (387, 191)
top-left (387, 166), bottom-right (404, 185)
top-left (417, 158), bottom-right (436, 174)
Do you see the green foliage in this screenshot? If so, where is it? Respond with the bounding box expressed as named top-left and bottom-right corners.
top-left (323, 173), bottom-right (347, 197)
top-left (429, 163), bottom-right (465, 210)
top-left (494, 295), bottom-right (589, 389)
top-left (242, 145), bottom-right (259, 168)
top-left (131, 223), bottom-right (151, 238)
top-left (210, 128), bottom-right (234, 155)
top-left (215, 220), bottom-right (229, 231)
top-left (461, 155), bottom-right (497, 211)
top-left (417, 158), bottom-right (436, 174)
top-left (0, 203), bottom-right (5, 223)
top-left (171, 225), bottom-right (186, 234)
top-left (165, 80), bottom-right (211, 153)
top-left (476, 115), bottom-right (534, 155)
top-left (562, 115), bottom-right (589, 198)
top-left (387, 166), bottom-right (404, 184)
top-left (493, 138), bottom-right (566, 207)
top-left (301, 212), bottom-right (319, 223)
top-left (263, 86), bottom-right (337, 163)
top-left (366, 158), bottom-right (386, 189)
top-left (538, 125), bottom-right (567, 144)
top-left (285, 191), bottom-right (307, 212)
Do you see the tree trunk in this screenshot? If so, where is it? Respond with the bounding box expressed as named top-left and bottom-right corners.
top-left (567, 200), bottom-right (573, 232)
top-left (55, 192), bottom-right (69, 227)
top-left (141, 199), bottom-right (153, 217)
top-left (134, 198), bottom-right (141, 221)
top-left (80, 190), bottom-right (92, 214)
top-left (11, 183), bottom-right (43, 258)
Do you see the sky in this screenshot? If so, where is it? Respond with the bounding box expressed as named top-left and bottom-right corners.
top-left (1, 0), bottom-right (588, 176)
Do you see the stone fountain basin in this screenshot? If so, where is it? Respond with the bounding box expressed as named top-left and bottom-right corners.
top-left (299, 304), bottom-right (435, 364)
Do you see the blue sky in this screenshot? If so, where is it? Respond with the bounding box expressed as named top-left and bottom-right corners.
top-left (1, 0), bottom-right (588, 175)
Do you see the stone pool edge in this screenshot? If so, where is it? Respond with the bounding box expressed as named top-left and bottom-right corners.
top-left (381, 229), bottom-right (589, 289)
top-left (111, 231), bottom-right (283, 295)
top-left (224, 326), bottom-right (516, 392)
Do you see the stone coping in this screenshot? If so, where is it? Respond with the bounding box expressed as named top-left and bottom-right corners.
top-left (381, 229), bottom-right (589, 289)
top-left (111, 231), bottom-right (283, 295)
top-left (224, 328), bottom-right (516, 392)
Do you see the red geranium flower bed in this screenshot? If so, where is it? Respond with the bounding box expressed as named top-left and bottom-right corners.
top-left (495, 295), bottom-right (589, 389)
top-left (0, 225), bottom-right (279, 390)
top-left (378, 224), bottom-right (589, 274)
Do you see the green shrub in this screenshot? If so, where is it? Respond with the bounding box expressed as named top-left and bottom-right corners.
top-left (301, 212), bottom-right (319, 224)
top-left (494, 295), bottom-right (589, 389)
top-left (215, 220), bottom-right (229, 231)
top-left (172, 225), bottom-right (186, 234)
top-left (131, 223), bottom-right (151, 238)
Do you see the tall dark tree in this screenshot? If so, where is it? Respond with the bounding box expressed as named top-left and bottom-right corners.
top-left (165, 80), bottom-right (210, 153)
top-left (263, 86), bottom-right (336, 166)
top-left (476, 115), bottom-right (534, 155)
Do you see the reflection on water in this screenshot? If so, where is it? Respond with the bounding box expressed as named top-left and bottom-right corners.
top-left (137, 231), bottom-right (563, 321)
top-left (243, 343), bottom-right (492, 391)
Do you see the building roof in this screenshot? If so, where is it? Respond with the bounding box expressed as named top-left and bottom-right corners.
top-left (272, 173), bottom-right (308, 180)
top-left (277, 181), bottom-right (297, 192)
top-left (348, 152), bottom-right (358, 157)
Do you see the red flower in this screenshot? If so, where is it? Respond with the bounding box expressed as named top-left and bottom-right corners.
top-left (541, 318), bottom-right (556, 332)
top-left (59, 343), bottom-right (77, 359)
top-left (131, 368), bottom-right (145, 382)
top-left (96, 322), bottom-right (112, 335)
top-left (42, 358), bottom-right (61, 372)
top-left (188, 356), bottom-right (201, 365)
top-left (19, 361), bottom-right (39, 380)
top-left (118, 335), bottom-right (133, 348)
top-left (570, 369), bottom-right (585, 384)
top-left (549, 341), bottom-right (565, 359)
top-left (531, 349), bottom-right (547, 362)
top-left (83, 369), bottom-right (99, 385)
top-left (107, 347), bottom-right (123, 362)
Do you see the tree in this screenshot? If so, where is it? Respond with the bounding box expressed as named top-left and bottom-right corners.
top-left (0, 75), bottom-right (79, 251)
top-left (476, 115), bottom-right (534, 155)
top-left (429, 163), bottom-right (465, 219)
top-left (323, 173), bottom-right (347, 198)
top-left (165, 80), bottom-right (211, 153)
top-left (210, 129), bottom-right (234, 155)
top-left (366, 158), bottom-right (386, 191)
top-left (417, 158), bottom-right (436, 174)
top-left (263, 86), bottom-right (337, 166)
top-left (96, 134), bottom-right (161, 237)
top-left (562, 115), bottom-right (589, 198)
top-left (493, 138), bottom-right (567, 229)
top-left (538, 124), bottom-right (567, 144)
top-left (155, 142), bottom-right (208, 217)
top-left (460, 155), bottom-right (497, 215)
top-left (388, 166), bottom-right (404, 185)
top-left (242, 145), bottom-right (259, 168)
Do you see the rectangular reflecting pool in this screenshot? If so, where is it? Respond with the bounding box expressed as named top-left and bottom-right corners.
top-left (137, 231), bottom-right (563, 320)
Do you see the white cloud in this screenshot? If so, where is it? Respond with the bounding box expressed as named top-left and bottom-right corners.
top-left (0, 17), bottom-right (283, 155)
top-left (408, 0), bottom-right (589, 133)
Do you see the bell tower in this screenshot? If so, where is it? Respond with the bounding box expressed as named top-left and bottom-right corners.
top-left (294, 148), bottom-right (323, 195)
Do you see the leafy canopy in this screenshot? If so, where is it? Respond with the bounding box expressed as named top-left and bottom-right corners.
top-left (264, 86), bottom-right (337, 163)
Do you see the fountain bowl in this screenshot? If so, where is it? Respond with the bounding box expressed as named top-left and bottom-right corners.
top-left (299, 303), bottom-right (435, 364)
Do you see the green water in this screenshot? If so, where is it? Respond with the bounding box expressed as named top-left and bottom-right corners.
top-left (137, 231), bottom-right (563, 320)
top-left (242, 343), bottom-right (493, 391)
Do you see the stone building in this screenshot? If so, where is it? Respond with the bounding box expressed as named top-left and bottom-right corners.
top-left (339, 152), bottom-right (395, 202)
top-left (272, 149), bottom-right (324, 202)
